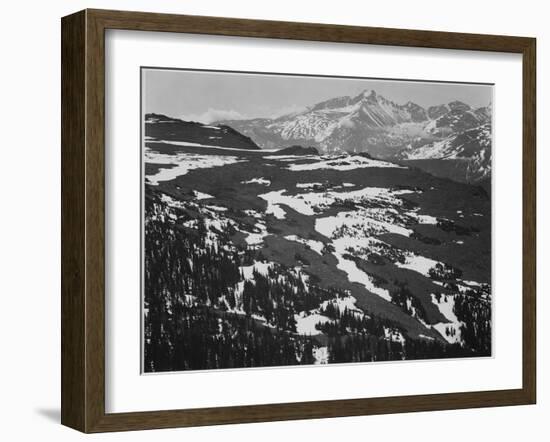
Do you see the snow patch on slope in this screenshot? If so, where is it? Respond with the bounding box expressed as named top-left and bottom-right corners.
top-left (284, 235), bottom-right (325, 255)
top-left (294, 312), bottom-right (332, 335)
top-left (430, 293), bottom-right (463, 345)
top-left (241, 177), bottom-right (271, 185)
top-left (145, 149), bottom-right (247, 184)
top-left (395, 253), bottom-right (441, 277)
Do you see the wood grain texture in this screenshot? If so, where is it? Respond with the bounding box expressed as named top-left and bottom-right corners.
top-left (522, 38), bottom-right (537, 403)
top-left (61, 10), bottom-right (86, 432)
top-left (60, 8), bottom-right (537, 433)
top-left (85, 9), bottom-right (107, 433)
top-left (88, 8), bottom-right (533, 52)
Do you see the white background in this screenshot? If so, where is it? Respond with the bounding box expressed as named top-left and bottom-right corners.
top-left (0, 0), bottom-right (547, 440)
top-left (106, 30), bottom-right (522, 413)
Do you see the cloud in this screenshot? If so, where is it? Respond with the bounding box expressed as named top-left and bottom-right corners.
top-left (181, 108), bottom-right (247, 124)
top-left (181, 104), bottom-right (307, 124)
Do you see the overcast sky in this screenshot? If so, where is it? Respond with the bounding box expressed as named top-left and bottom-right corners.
top-left (143, 68), bottom-right (493, 124)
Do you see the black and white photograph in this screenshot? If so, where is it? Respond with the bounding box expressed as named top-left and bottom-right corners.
top-left (142, 68), bottom-right (493, 373)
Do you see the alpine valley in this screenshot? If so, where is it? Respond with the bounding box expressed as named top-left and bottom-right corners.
top-left (143, 90), bottom-right (492, 372)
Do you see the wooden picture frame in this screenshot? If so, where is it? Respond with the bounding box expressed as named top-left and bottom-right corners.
top-left (61, 8), bottom-right (536, 433)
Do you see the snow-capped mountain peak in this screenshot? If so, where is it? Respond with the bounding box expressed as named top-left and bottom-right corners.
top-left (448, 100), bottom-right (471, 112)
top-left (216, 90), bottom-right (492, 184)
top-left (359, 89), bottom-right (378, 100)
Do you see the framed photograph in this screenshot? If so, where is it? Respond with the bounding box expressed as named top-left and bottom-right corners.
top-left (61, 9), bottom-right (536, 433)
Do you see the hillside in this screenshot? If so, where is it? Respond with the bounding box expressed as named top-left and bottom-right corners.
top-left (145, 113), bottom-right (261, 150)
top-left (143, 128), bottom-right (492, 372)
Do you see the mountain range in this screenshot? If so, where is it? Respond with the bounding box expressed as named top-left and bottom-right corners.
top-left (217, 89), bottom-right (492, 184)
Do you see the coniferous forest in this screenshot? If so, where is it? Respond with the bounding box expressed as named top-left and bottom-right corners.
top-left (143, 184), bottom-right (491, 372)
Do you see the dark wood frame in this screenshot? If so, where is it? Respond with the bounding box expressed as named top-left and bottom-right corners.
top-left (61, 8), bottom-right (536, 433)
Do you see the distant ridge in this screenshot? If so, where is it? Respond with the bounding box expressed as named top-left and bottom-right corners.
top-left (271, 145), bottom-right (319, 156)
top-left (145, 113), bottom-right (261, 150)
